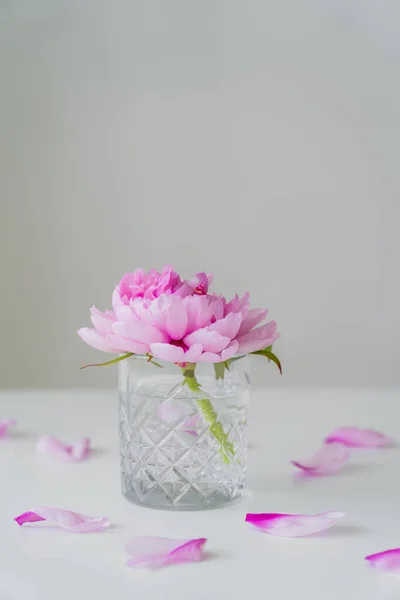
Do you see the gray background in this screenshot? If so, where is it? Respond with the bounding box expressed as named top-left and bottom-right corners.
top-left (1, 0), bottom-right (399, 389)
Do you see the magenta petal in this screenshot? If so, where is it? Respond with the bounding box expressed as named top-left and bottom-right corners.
top-left (150, 296), bottom-right (188, 340)
top-left (245, 511), bottom-right (345, 537)
top-left (291, 443), bottom-right (350, 475)
top-left (36, 436), bottom-right (91, 462)
top-left (0, 419), bottom-right (16, 438)
top-left (125, 536), bottom-right (207, 569)
top-left (14, 507), bottom-right (110, 532)
top-left (325, 426), bottom-right (393, 448)
top-left (366, 549), bottom-right (400, 573)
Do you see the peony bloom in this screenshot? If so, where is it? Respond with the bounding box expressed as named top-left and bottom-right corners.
top-left (78, 267), bottom-right (279, 363)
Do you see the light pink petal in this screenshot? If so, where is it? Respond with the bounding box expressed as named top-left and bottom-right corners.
top-left (183, 413), bottom-right (201, 436)
top-left (197, 352), bottom-right (221, 363)
top-left (366, 549), bottom-right (400, 573)
top-left (150, 296), bottom-right (188, 340)
top-left (291, 442), bottom-right (350, 475)
top-left (70, 437), bottom-right (91, 461)
top-left (90, 307), bottom-right (115, 334)
top-left (209, 296), bottom-right (224, 321)
top-left (112, 286), bottom-right (125, 312)
top-left (236, 321), bottom-right (280, 354)
top-left (36, 436), bottom-right (91, 462)
top-left (0, 419), bottom-right (16, 438)
top-left (184, 296), bottom-right (214, 333)
top-left (150, 343), bottom-right (184, 363)
top-left (245, 511), bottom-right (345, 537)
top-left (14, 507), bottom-right (110, 533)
top-left (115, 305), bottom-right (133, 321)
top-left (221, 340), bottom-right (239, 361)
top-left (77, 328), bottom-right (120, 353)
top-left (125, 536), bottom-right (207, 569)
top-left (325, 426), bottom-right (393, 448)
top-left (237, 308), bottom-right (268, 336)
top-left (183, 343), bottom-right (203, 363)
top-left (184, 329), bottom-right (230, 353)
top-left (107, 335), bottom-right (149, 354)
top-left (112, 318), bottom-right (168, 344)
top-left (210, 312), bottom-right (242, 339)
top-left (225, 292), bottom-right (250, 315)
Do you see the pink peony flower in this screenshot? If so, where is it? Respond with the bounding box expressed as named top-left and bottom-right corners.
top-left (78, 268), bottom-right (279, 363)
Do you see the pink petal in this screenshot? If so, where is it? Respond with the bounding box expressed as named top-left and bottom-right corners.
top-left (325, 427), bottom-right (393, 448)
top-left (36, 436), bottom-right (91, 462)
top-left (197, 352), bottom-right (221, 363)
top-left (90, 307), bottom-right (115, 334)
top-left (150, 296), bottom-right (188, 340)
top-left (221, 340), bottom-right (239, 361)
top-left (125, 536), bottom-right (207, 569)
top-left (210, 312), bottom-right (242, 339)
top-left (14, 507), bottom-right (110, 533)
top-left (150, 343), bottom-right (184, 363)
top-left (112, 286), bottom-right (125, 312)
top-left (245, 511), bottom-right (345, 537)
top-left (112, 318), bottom-right (168, 344)
top-left (183, 343), bottom-right (203, 363)
top-left (236, 321), bottom-right (280, 354)
top-left (0, 419), bottom-right (16, 438)
top-left (184, 296), bottom-right (214, 333)
top-left (107, 335), bottom-right (149, 355)
top-left (184, 329), bottom-right (230, 353)
top-left (155, 401), bottom-right (200, 436)
top-left (291, 442), bottom-right (350, 476)
top-left (237, 308), bottom-right (268, 336)
top-left (77, 328), bottom-right (121, 353)
top-left (366, 549), bottom-right (400, 573)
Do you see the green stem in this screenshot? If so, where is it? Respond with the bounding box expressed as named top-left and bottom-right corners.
top-left (183, 367), bottom-right (234, 464)
top-left (214, 362), bottom-right (225, 380)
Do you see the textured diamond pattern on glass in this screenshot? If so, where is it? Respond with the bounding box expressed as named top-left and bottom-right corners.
top-left (119, 357), bottom-right (250, 510)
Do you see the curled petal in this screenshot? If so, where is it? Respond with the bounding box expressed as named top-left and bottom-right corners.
top-left (112, 287), bottom-right (124, 312)
top-left (112, 319), bottom-right (168, 344)
top-left (237, 308), bottom-right (268, 336)
top-left (245, 511), bottom-right (345, 537)
top-left (150, 343), bottom-right (184, 363)
top-left (0, 419), bottom-right (16, 438)
top-left (366, 549), bottom-right (400, 573)
top-left (184, 296), bottom-right (214, 333)
top-left (221, 340), bottom-right (239, 361)
top-left (125, 536), bottom-right (207, 569)
top-left (36, 436), bottom-right (91, 462)
top-left (325, 427), bottom-right (393, 448)
top-left (90, 307), bottom-right (115, 334)
top-left (77, 328), bottom-right (121, 354)
top-left (150, 296), bottom-right (188, 340)
top-left (291, 443), bottom-right (350, 476)
top-left (183, 343), bottom-right (203, 363)
top-left (236, 321), bottom-right (279, 354)
top-left (14, 507), bottom-right (110, 532)
top-left (197, 352), bottom-right (221, 363)
top-left (210, 312), bottom-right (242, 339)
top-left (107, 335), bottom-right (149, 355)
top-left (184, 329), bottom-right (230, 353)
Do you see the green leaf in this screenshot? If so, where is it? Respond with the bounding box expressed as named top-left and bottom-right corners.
top-left (81, 352), bottom-right (134, 369)
top-left (251, 348), bottom-right (282, 375)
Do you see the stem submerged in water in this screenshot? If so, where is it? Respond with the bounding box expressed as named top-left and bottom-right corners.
top-left (183, 365), bottom-right (234, 464)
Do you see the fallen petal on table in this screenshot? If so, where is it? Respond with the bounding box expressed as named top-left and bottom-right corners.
top-left (125, 536), bottom-right (207, 569)
top-left (36, 436), bottom-right (91, 461)
top-left (325, 427), bottom-right (393, 448)
top-left (14, 506), bottom-right (110, 532)
top-left (245, 511), bottom-right (345, 537)
top-left (292, 442), bottom-right (350, 475)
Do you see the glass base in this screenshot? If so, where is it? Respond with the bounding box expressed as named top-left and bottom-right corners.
top-left (122, 486), bottom-right (245, 511)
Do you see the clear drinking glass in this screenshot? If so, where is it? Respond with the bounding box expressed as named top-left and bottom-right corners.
top-left (119, 355), bottom-right (250, 510)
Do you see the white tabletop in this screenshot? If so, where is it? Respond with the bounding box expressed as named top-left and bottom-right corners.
top-left (1, 388), bottom-right (400, 599)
